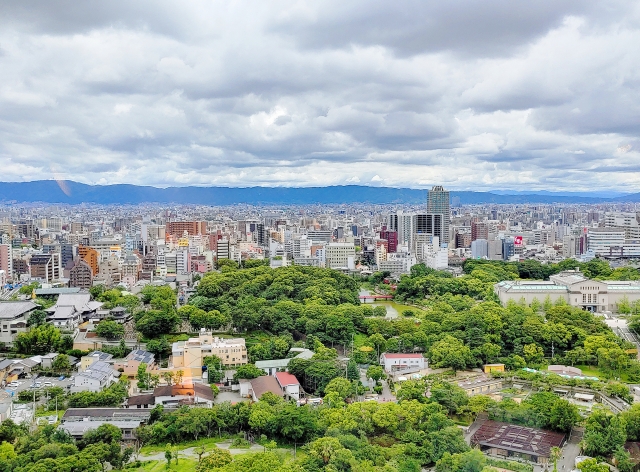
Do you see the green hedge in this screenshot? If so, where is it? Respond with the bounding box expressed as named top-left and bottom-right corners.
top-left (487, 457), bottom-right (534, 472)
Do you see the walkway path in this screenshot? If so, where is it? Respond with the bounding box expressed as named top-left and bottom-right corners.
top-left (138, 442), bottom-right (289, 462)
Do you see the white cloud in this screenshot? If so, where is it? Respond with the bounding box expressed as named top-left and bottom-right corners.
top-left (0, 1), bottom-right (639, 191)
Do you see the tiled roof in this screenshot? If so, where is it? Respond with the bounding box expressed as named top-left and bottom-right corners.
top-left (0, 301), bottom-right (38, 320)
top-left (275, 372), bottom-right (299, 387)
top-left (250, 376), bottom-right (284, 399)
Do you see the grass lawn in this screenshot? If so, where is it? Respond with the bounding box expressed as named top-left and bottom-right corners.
top-left (126, 459), bottom-right (199, 472)
top-left (140, 437), bottom-right (231, 455)
top-left (35, 409), bottom-right (65, 420)
top-left (574, 365), bottom-right (604, 379)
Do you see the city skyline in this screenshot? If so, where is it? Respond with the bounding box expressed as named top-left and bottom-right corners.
top-left (1, 2), bottom-right (640, 192)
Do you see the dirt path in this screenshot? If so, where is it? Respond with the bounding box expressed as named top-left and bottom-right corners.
top-left (138, 442), bottom-right (288, 462)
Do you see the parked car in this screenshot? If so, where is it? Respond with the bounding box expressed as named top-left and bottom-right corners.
top-left (7, 381), bottom-right (19, 388)
top-left (43, 381), bottom-right (53, 387)
top-left (35, 382), bottom-right (42, 387)
top-left (58, 376), bottom-right (65, 381)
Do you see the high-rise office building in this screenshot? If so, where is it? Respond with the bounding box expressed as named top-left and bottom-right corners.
top-left (427, 186), bottom-right (450, 243)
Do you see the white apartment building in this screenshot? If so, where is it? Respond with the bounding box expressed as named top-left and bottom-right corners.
top-left (380, 353), bottom-right (426, 373)
top-left (604, 213), bottom-right (640, 239)
top-left (326, 243), bottom-right (355, 269)
top-left (587, 228), bottom-right (625, 255)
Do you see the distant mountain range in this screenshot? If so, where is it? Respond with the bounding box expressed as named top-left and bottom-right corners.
top-left (0, 180), bottom-right (639, 205)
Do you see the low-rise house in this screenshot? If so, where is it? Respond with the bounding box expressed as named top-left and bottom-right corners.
top-left (80, 351), bottom-right (113, 371)
top-left (275, 372), bottom-right (301, 400)
top-left (0, 301), bottom-right (38, 347)
top-left (40, 353), bottom-right (59, 369)
top-left (72, 361), bottom-right (116, 393)
top-left (125, 393), bottom-right (156, 409)
top-left (239, 376), bottom-right (285, 401)
top-left (113, 349), bottom-right (155, 379)
top-left (151, 383), bottom-right (215, 407)
top-left (379, 353), bottom-right (426, 373)
top-left (254, 348), bottom-right (314, 376)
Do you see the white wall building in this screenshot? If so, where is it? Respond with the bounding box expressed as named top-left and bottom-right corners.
top-left (495, 269), bottom-right (640, 313)
top-left (379, 353), bottom-right (426, 373)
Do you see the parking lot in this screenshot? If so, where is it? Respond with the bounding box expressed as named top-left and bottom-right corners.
top-left (4, 375), bottom-right (75, 397)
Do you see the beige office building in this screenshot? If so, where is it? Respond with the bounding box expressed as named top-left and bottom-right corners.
top-left (495, 269), bottom-right (640, 313)
top-left (171, 331), bottom-right (247, 370)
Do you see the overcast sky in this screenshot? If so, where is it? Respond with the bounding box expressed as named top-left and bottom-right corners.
top-left (0, 1), bottom-right (639, 191)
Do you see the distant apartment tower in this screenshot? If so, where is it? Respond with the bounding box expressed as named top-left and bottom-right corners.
top-left (379, 228), bottom-right (398, 253)
top-left (471, 222), bottom-right (489, 241)
top-left (61, 243), bottom-right (78, 268)
top-left (78, 245), bottom-right (99, 276)
top-left (471, 239), bottom-right (488, 259)
top-left (29, 253), bottom-right (61, 282)
top-left (12, 258), bottom-right (29, 277)
top-left (455, 233), bottom-right (471, 249)
top-left (69, 259), bottom-right (93, 289)
top-left (0, 244), bottom-right (12, 279)
top-left (216, 240), bottom-right (231, 261)
top-left (166, 221), bottom-right (207, 237)
top-left (387, 211), bottom-right (415, 247)
top-left (427, 186), bottom-right (450, 244)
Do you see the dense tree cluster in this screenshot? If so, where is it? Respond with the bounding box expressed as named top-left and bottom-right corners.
top-left (189, 266), bottom-right (360, 336)
top-left (14, 324), bottom-right (72, 355)
top-left (90, 285), bottom-right (141, 312)
top-left (134, 285), bottom-right (179, 338)
top-left (0, 423), bottom-right (133, 472)
top-left (137, 395), bottom-right (471, 470)
top-left (66, 380), bottom-right (129, 408)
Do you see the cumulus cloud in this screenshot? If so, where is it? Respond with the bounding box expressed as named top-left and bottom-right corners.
top-left (0, 1), bottom-right (639, 191)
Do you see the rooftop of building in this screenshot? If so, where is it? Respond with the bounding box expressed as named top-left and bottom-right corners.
top-left (472, 420), bottom-right (565, 458)
top-left (0, 301), bottom-right (38, 319)
top-left (250, 375), bottom-right (284, 399)
top-left (381, 353), bottom-right (424, 359)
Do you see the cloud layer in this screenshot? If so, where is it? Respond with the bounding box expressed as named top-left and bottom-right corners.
top-left (0, 1), bottom-right (639, 191)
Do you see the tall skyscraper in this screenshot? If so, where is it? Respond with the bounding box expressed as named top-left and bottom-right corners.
top-left (427, 186), bottom-right (450, 244)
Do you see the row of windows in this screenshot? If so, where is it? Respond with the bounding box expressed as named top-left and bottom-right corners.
top-left (582, 294), bottom-right (603, 304)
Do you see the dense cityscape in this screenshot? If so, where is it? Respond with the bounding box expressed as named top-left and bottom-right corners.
top-left (2, 1), bottom-right (640, 471)
top-left (1, 188), bottom-right (640, 471)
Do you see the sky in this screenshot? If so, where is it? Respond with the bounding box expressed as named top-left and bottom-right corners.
top-left (0, 1), bottom-right (639, 192)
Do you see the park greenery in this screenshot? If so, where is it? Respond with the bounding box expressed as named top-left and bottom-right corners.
top-left (6, 260), bottom-right (640, 471)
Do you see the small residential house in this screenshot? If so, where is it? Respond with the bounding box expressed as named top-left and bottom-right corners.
top-left (275, 372), bottom-right (301, 400)
top-left (254, 348), bottom-right (314, 376)
top-left (113, 349), bottom-right (155, 379)
top-left (151, 383), bottom-right (215, 407)
top-left (379, 353), bottom-right (426, 373)
top-left (239, 375), bottom-right (285, 401)
top-left (72, 361), bottom-right (116, 392)
top-left (80, 351), bottom-right (113, 371)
